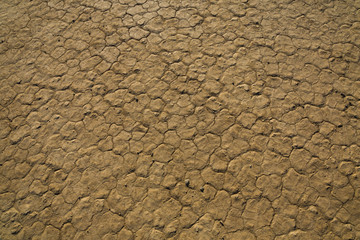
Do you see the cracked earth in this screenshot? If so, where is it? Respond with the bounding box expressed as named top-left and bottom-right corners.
top-left (0, 0), bottom-right (359, 239)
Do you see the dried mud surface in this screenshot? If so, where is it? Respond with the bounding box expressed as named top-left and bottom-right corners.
top-left (0, 0), bottom-right (360, 239)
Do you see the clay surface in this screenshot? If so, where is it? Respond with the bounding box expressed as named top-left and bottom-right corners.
top-left (0, 0), bottom-right (359, 239)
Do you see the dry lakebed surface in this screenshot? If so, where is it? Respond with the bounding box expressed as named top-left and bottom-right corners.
top-left (0, 0), bottom-right (359, 239)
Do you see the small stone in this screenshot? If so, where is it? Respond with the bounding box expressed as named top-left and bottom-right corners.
top-left (185, 179), bottom-right (190, 187)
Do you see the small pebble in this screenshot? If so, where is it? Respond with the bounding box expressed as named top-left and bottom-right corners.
top-left (185, 179), bottom-right (190, 187)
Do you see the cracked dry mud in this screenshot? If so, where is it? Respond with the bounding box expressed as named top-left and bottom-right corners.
top-left (0, 0), bottom-right (359, 239)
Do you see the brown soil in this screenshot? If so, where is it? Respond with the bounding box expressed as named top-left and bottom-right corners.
top-left (0, 0), bottom-right (359, 239)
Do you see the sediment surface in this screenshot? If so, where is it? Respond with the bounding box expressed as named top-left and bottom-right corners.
top-left (0, 0), bottom-right (359, 239)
